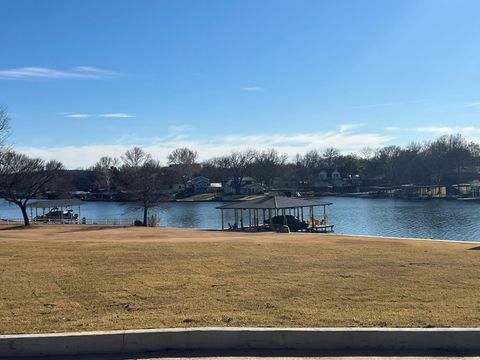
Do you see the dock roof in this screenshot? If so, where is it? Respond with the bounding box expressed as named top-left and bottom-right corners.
top-left (216, 196), bottom-right (332, 210)
top-left (28, 199), bottom-right (84, 209)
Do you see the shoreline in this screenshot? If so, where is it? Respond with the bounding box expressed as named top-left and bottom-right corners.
top-left (1, 223), bottom-right (478, 245)
top-left (329, 232), bottom-right (480, 245)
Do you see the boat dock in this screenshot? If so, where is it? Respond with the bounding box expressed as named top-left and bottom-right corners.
top-left (217, 195), bottom-right (334, 233)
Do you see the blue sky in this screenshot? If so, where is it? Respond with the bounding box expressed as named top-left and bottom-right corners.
top-left (1, 0), bottom-right (480, 168)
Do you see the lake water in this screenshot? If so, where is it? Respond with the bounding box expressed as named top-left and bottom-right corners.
top-left (1, 197), bottom-right (479, 242)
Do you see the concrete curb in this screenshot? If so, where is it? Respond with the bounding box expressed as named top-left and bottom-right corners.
top-left (1, 327), bottom-right (480, 357)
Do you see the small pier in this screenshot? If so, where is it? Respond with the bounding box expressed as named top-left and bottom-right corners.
top-left (217, 195), bottom-right (333, 233)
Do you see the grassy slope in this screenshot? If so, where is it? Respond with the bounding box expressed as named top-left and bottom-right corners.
top-left (0, 225), bottom-right (479, 334)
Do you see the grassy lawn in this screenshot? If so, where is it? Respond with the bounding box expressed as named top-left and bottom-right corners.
top-left (0, 225), bottom-right (479, 334)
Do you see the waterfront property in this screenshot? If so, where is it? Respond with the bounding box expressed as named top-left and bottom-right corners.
top-left (188, 176), bottom-right (210, 194)
top-left (217, 195), bottom-right (333, 232)
top-left (223, 176), bottom-right (265, 195)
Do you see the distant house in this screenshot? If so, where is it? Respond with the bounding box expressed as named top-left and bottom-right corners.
top-left (315, 169), bottom-right (344, 191)
top-left (224, 177), bottom-right (265, 195)
top-left (239, 183), bottom-right (265, 195)
top-left (224, 178), bottom-right (239, 194)
top-left (319, 169), bottom-right (341, 181)
top-left (189, 176), bottom-right (210, 194)
top-left (170, 183), bottom-right (186, 193)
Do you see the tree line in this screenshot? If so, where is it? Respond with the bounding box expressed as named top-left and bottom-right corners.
top-left (1, 104), bottom-right (480, 226)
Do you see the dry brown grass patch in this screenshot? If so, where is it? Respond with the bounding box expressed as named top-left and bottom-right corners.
top-left (0, 225), bottom-right (479, 334)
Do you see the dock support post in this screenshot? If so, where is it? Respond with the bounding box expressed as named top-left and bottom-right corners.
top-left (310, 206), bottom-right (314, 228)
top-left (221, 209), bottom-right (224, 230)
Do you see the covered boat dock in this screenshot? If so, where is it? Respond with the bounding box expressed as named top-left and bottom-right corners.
top-left (216, 195), bottom-right (333, 232)
top-left (28, 199), bottom-right (84, 223)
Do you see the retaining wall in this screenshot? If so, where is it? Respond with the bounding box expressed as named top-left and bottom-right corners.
top-left (1, 327), bottom-right (480, 358)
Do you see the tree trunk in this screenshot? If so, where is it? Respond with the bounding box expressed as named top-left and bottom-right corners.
top-left (143, 206), bottom-right (148, 227)
top-left (20, 204), bottom-right (30, 226)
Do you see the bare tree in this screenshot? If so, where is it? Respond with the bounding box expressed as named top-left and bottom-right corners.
top-left (212, 150), bottom-right (255, 194)
top-left (0, 151), bottom-right (63, 225)
top-left (167, 148), bottom-right (197, 168)
top-left (120, 147), bottom-right (163, 226)
top-left (0, 104), bottom-right (11, 149)
top-left (322, 147), bottom-right (340, 168)
top-left (92, 156), bottom-right (119, 192)
top-left (251, 149), bottom-right (288, 187)
top-left (167, 147), bottom-right (198, 186)
top-left (295, 150), bottom-right (321, 185)
top-left (122, 147), bottom-right (151, 168)
top-left (421, 134), bottom-right (471, 183)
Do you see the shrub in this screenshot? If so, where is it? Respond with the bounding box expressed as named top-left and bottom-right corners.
top-left (148, 214), bottom-right (159, 227)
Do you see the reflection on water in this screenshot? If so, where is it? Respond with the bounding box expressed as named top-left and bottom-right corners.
top-left (1, 197), bottom-right (479, 241)
top-left (320, 196), bottom-right (480, 241)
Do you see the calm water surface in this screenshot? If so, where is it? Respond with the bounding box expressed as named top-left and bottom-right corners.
top-left (1, 197), bottom-right (479, 242)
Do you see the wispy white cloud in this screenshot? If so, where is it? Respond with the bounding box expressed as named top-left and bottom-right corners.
top-left (0, 66), bottom-right (117, 80)
top-left (16, 125), bottom-right (393, 169)
top-left (242, 86), bottom-right (265, 92)
top-left (64, 113), bottom-right (93, 118)
top-left (414, 126), bottom-right (480, 134)
top-left (383, 125), bottom-right (480, 136)
top-left (339, 124), bottom-right (361, 133)
top-left (98, 113), bottom-right (135, 118)
top-left (63, 112), bottom-right (135, 119)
